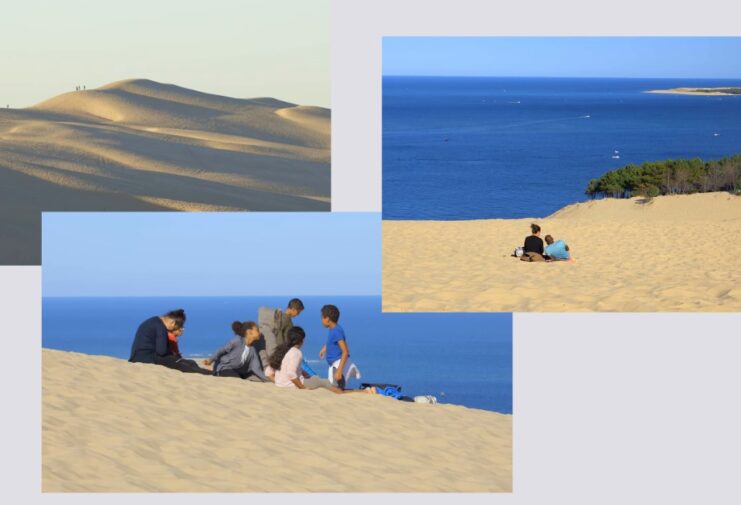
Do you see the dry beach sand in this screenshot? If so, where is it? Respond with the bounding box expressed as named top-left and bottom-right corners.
top-left (0, 79), bottom-right (330, 264)
top-left (42, 349), bottom-right (512, 492)
top-left (383, 192), bottom-right (741, 312)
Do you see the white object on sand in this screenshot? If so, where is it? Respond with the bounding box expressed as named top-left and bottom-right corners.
top-left (328, 359), bottom-right (362, 386)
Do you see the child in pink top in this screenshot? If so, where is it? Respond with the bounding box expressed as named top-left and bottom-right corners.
top-left (268, 326), bottom-right (309, 389)
top-left (275, 346), bottom-right (305, 388)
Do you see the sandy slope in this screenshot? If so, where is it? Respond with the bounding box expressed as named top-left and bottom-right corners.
top-left (0, 79), bottom-right (330, 265)
top-left (42, 349), bottom-right (512, 492)
top-left (383, 193), bottom-right (741, 312)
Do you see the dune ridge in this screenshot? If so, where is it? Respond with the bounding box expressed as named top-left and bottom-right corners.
top-left (0, 79), bottom-right (330, 265)
top-left (383, 192), bottom-right (741, 312)
top-left (42, 349), bottom-right (512, 492)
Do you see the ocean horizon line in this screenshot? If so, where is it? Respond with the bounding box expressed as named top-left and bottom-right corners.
top-left (42, 293), bottom-right (382, 299)
top-left (383, 74), bottom-right (741, 80)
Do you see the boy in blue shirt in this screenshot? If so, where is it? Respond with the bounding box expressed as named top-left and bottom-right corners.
top-left (319, 304), bottom-right (352, 389)
top-left (544, 234), bottom-right (571, 260)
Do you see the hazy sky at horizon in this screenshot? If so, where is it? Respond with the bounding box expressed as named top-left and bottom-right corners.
top-left (42, 213), bottom-right (380, 297)
top-left (0, 0), bottom-right (329, 107)
top-left (383, 37), bottom-right (741, 79)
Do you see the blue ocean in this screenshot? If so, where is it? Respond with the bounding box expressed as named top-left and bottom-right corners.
top-left (383, 76), bottom-right (741, 220)
top-left (42, 296), bottom-right (512, 413)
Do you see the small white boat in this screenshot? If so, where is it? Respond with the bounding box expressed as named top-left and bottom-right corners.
top-left (713, 132), bottom-right (720, 137)
top-left (612, 150), bottom-right (620, 159)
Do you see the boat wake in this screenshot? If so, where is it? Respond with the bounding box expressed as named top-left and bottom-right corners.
top-left (496, 115), bottom-right (594, 130)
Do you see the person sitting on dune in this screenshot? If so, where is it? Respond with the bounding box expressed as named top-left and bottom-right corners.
top-left (266, 327), bottom-right (362, 394)
top-left (129, 309), bottom-right (210, 374)
top-left (266, 326), bottom-right (312, 389)
top-left (166, 327), bottom-right (212, 374)
top-left (544, 235), bottom-right (571, 261)
top-left (521, 223), bottom-right (547, 262)
top-left (204, 321), bottom-right (268, 382)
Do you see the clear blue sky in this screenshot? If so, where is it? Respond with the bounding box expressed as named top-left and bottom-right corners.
top-left (0, 0), bottom-right (329, 108)
top-left (383, 37), bottom-right (741, 79)
top-left (42, 213), bottom-right (380, 297)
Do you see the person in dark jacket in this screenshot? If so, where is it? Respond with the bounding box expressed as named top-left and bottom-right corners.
top-left (521, 223), bottom-right (547, 262)
top-left (129, 309), bottom-right (210, 374)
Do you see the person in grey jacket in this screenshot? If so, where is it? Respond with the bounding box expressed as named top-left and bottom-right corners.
top-left (204, 321), bottom-right (268, 382)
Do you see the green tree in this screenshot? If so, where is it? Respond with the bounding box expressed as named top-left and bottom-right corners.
top-left (584, 155), bottom-right (741, 199)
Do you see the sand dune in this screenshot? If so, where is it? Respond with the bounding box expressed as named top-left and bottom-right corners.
top-left (42, 349), bottom-right (512, 492)
top-left (383, 192), bottom-right (741, 312)
top-left (0, 79), bottom-right (330, 265)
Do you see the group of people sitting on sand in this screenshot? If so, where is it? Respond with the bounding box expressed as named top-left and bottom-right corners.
top-left (128, 298), bottom-right (427, 401)
top-left (514, 223), bottom-right (573, 262)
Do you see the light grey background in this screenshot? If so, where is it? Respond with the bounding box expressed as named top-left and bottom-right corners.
top-left (4, 0), bottom-right (741, 502)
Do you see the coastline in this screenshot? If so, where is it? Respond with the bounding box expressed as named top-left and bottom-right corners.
top-left (42, 349), bottom-right (512, 492)
top-left (383, 192), bottom-right (741, 312)
top-left (645, 87), bottom-right (741, 96)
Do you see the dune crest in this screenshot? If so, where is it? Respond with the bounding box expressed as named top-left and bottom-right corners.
top-left (383, 192), bottom-right (741, 312)
top-left (548, 192), bottom-right (741, 222)
top-left (42, 349), bottom-right (512, 492)
top-left (0, 79), bottom-right (330, 265)
top-left (275, 105), bottom-right (331, 137)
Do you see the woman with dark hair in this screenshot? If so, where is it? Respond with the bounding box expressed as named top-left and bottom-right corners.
top-left (204, 321), bottom-right (268, 381)
top-left (267, 326), bottom-right (308, 388)
top-left (521, 223), bottom-right (547, 262)
top-left (266, 327), bottom-right (347, 392)
top-left (129, 309), bottom-right (210, 374)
